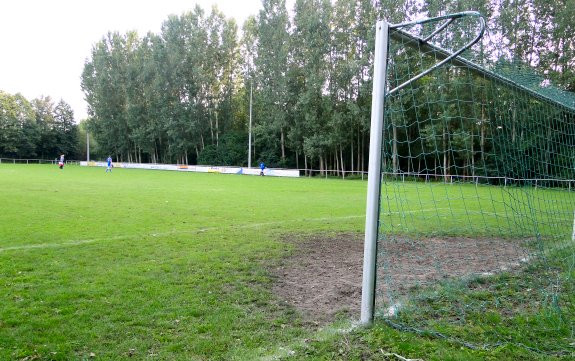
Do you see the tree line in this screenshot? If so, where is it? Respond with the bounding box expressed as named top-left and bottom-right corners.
top-left (2, 0), bottom-right (573, 176)
top-left (0, 92), bottom-right (79, 160)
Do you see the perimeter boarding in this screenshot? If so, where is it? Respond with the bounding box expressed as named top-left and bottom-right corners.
top-left (80, 161), bottom-right (300, 178)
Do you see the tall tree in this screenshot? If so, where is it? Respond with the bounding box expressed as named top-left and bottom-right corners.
top-left (13, 93), bottom-right (39, 158)
top-left (531, 0), bottom-right (575, 91)
top-left (82, 32), bottom-right (131, 160)
top-left (291, 0), bottom-right (333, 174)
top-left (255, 0), bottom-right (291, 165)
top-left (32, 96), bottom-right (58, 158)
top-left (53, 100), bottom-right (79, 157)
top-left (0, 91), bottom-right (40, 158)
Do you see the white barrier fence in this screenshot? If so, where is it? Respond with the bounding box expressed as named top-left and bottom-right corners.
top-left (6, 158), bottom-right (573, 185)
top-left (0, 158), bottom-right (80, 165)
top-left (80, 161), bottom-right (300, 178)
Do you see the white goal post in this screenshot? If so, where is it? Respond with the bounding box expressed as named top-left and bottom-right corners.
top-left (360, 19), bottom-right (389, 326)
top-left (360, 12), bottom-right (486, 325)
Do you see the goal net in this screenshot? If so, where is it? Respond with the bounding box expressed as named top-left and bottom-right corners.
top-left (362, 12), bottom-right (575, 355)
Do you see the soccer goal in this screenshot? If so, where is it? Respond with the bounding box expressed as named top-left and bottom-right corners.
top-left (361, 11), bottom-right (575, 355)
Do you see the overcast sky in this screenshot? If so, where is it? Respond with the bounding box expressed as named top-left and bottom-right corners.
top-left (0, 0), bottom-right (272, 121)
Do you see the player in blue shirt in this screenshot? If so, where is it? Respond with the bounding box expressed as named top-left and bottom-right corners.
top-left (106, 156), bottom-right (113, 172)
top-left (259, 161), bottom-right (265, 176)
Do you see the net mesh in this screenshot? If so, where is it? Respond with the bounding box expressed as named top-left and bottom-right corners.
top-left (375, 16), bottom-right (575, 355)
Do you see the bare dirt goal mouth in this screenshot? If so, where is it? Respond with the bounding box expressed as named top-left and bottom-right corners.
top-left (270, 232), bottom-right (527, 325)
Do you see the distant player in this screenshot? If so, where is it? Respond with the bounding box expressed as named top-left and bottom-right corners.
top-left (259, 161), bottom-right (265, 176)
top-left (106, 156), bottom-right (113, 172)
top-left (58, 154), bottom-right (65, 169)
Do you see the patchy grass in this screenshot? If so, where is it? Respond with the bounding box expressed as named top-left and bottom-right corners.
top-left (0, 164), bottom-right (573, 360)
top-left (0, 164), bottom-right (365, 360)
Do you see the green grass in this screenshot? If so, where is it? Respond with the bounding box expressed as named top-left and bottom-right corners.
top-left (1, 164), bottom-right (573, 360)
top-left (386, 256), bottom-right (575, 355)
top-left (380, 180), bottom-right (575, 239)
top-left (0, 164), bottom-right (365, 360)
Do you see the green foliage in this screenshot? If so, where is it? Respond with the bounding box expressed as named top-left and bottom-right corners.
top-left (77, 0), bottom-right (574, 175)
top-left (81, 6), bottom-right (240, 165)
top-left (0, 91), bottom-right (79, 159)
top-left (0, 91), bottom-right (33, 157)
top-left (197, 132), bottom-right (248, 166)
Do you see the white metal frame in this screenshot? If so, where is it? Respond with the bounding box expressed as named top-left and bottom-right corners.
top-left (361, 19), bottom-right (389, 325)
top-left (361, 12), bottom-right (486, 325)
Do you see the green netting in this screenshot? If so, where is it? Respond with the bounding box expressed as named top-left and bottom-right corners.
top-left (375, 15), bottom-right (575, 356)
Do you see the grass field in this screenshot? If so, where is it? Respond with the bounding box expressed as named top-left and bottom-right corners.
top-left (0, 164), bottom-right (366, 360)
top-left (1, 164), bottom-right (573, 360)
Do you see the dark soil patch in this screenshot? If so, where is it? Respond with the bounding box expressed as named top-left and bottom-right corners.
top-left (271, 233), bottom-right (364, 325)
top-left (271, 233), bottom-right (527, 325)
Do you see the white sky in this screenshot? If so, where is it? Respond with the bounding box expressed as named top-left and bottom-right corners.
top-left (0, 0), bottom-right (268, 121)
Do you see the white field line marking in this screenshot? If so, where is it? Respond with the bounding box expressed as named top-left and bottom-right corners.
top-left (0, 235), bottom-right (128, 253)
top-left (0, 215), bottom-right (365, 253)
top-left (258, 321), bottom-right (360, 361)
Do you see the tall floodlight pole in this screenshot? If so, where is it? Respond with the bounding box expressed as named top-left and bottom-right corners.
top-left (86, 132), bottom-right (90, 162)
top-left (361, 19), bottom-right (389, 326)
top-left (248, 80), bottom-right (253, 168)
